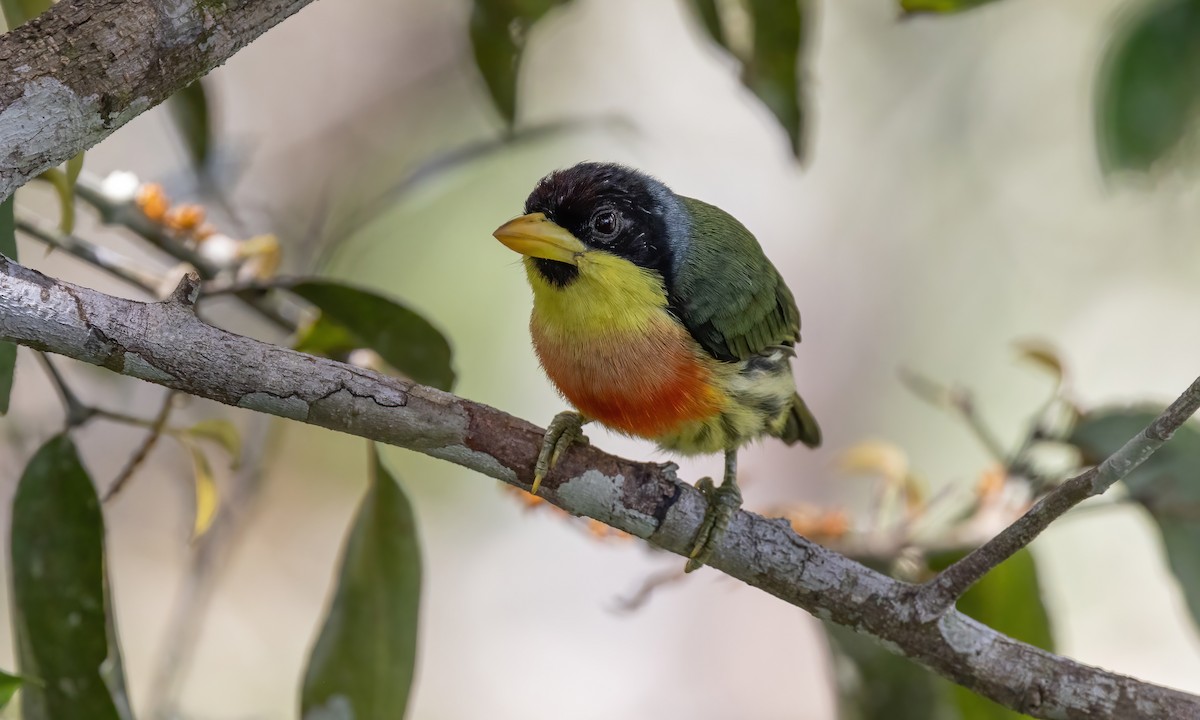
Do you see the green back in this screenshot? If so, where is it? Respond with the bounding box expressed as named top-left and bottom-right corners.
top-left (672, 197), bottom-right (801, 362)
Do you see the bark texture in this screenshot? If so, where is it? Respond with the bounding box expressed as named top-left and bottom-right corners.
top-left (0, 0), bottom-right (321, 199)
top-left (1, 256), bottom-right (1198, 720)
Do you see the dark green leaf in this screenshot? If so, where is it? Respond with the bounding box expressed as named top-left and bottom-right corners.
top-left (744, 0), bottom-right (810, 159)
top-left (0, 670), bottom-right (24, 709)
top-left (301, 445), bottom-right (422, 720)
top-left (899, 0), bottom-right (1003, 13)
top-left (11, 435), bottom-right (127, 720)
top-left (168, 80), bottom-right (212, 173)
top-left (687, 0), bottom-right (727, 48)
top-left (469, 0), bottom-right (571, 127)
top-left (1068, 407), bottom-right (1200, 629)
top-left (0, 0), bottom-right (49, 28)
top-left (1096, 0), bottom-right (1200, 173)
top-left (826, 624), bottom-right (959, 720)
top-left (288, 279), bottom-right (455, 391)
top-left (0, 195), bottom-right (15, 415)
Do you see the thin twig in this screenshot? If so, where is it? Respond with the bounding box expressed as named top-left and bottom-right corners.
top-left (145, 415), bottom-right (276, 720)
top-left (916, 374), bottom-right (1200, 620)
top-left (72, 172), bottom-right (296, 332)
top-left (102, 390), bottom-right (177, 502)
top-left (899, 368), bottom-right (1010, 463)
top-left (17, 216), bottom-right (160, 294)
top-left (35, 352), bottom-right (93, 427)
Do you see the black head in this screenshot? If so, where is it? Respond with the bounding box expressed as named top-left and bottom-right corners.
top-left (522, 162), bottom-right (687, 287)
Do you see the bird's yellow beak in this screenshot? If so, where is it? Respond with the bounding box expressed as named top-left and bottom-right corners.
top-left (493, 213), bottom-right (586, 265)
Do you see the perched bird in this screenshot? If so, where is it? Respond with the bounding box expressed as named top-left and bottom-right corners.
top-left (493, 162), bottom-right (820, 571)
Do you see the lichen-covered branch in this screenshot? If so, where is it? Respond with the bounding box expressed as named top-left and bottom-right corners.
top-left (0, 0), bottom-right (321, 200)
top-left (1, 258), bottom-right (1198, 719)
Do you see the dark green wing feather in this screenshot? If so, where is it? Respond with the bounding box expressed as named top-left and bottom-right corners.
top-left (670, 197), bottom-right (801, 362)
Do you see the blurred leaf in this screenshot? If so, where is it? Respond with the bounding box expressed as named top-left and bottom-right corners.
top-left (168, 80), bottom-right (212, 173)
top-left (0, 0), bottom-right (48, 27)
top-left (469, 0), bottom-right (572, 127)
top-left (288, 279), bottom-right (455, 391)
top-left (899, 0), bottom-right (1002, 13)
top-left (35, 167), bottom-right (77, 234)
top-left (183, 418), bottom-right (242, 467)
top-left (687, 0), bottom-right (727, 48)
top-left (743, 0), bottom-right (810, 159)
top-left (1068, 407), bottom-right (1200, 629)
top-left (928, 549), bottom-right (1052, 719)
top-left (66, 151), bottom-right (83, 185)
top-left (1013, 339), bottom-right (1064, 385)
top-left (0, 195), bottom-right (15, 415)
top-left (181, 440), bottom-right (220, 540)
top-left (1096, 0), bottom-right (1200, 173)
top-left (0, 670), bottom-right (24, 709)
top-left (301, 445), bottom-right (422, 720)
top-left (11, 435), bottom-right (127, 720)
top-left (826, 624), bottom-right (959, 720)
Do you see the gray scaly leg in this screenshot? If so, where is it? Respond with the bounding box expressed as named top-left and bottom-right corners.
top-left (685, 450), bottom-right (741, 573)
top-left (531, 410), bottom-right (589, 494)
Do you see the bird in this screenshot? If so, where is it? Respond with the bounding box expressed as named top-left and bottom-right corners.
top-left (493, 162), bottom-right (820, 572)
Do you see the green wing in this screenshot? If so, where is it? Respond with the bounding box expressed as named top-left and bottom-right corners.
top-left (671, 197), bottom-right (801, 362)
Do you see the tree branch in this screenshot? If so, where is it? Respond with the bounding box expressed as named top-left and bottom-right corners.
top-left (916, 379), bottom-right (1200, 619)
top-left (2, 262), bottom-right (1199, 718)
top-left (0, 0), bottom-right (320, 200)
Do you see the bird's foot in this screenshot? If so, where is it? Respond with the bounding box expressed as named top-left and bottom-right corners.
top-left (531, 411), bottom-right (589, 495)
top-left (685, 474), bottom-right (742, 573)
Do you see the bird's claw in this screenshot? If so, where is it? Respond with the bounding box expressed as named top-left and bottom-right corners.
top-left (685, 475), bottom-right (743, 573)
top-left (532, 411), bottom-right (588, 495)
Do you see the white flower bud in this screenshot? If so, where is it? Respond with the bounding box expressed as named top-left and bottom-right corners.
top-left (99, 171), bottom-right (141, 204)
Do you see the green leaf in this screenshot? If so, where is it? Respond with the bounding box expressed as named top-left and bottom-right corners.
top-left (469, 0), bottom-right (571, 127)
top-left (288, 279), bottom-right (455, 391)
top-left (1068, 407), bottom-right (1200, 629)
top-left (0, 670), bottom-right (25, 710)
top-left (687, 0), bottom-right (727, 48)
top-left (11, 435), bottom-right (128, 720)
top-left (0, 195), bottom-right (15, 415)
top-left (35, 167), bottom-right (77, 235)
top-left (0, 0), bottom-right (49, 28)
top-left (899, 0), bottom-right (1003, 13)
top-left (301, 445), bottom-right (422, 720)
top-left (183, 418), bottom-right (242, 466)
top-left (826, 624), bottom-right (959, 720)
top-left (168, 80), bottom-right (212, 173)
top-left (1096, 0), bottom-right (1200, 173)
top-left (743, 0), bottom-right (810, 159)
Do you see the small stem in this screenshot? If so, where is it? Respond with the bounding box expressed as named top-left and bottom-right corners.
top-left (73, 172), bottom-right (295, 332)
top-left (73, 175), bottom-right (217, 276)
top-left (17, 215), bottom-right (160, 294)
top-left (102, 390), bottom-right (177, 502)
top-left (36, 352), bottom-right (94, 427)
top-left (899, 368), bottom-right (1009, 463)
top-left (916, 374), bottom-right (1200, 620)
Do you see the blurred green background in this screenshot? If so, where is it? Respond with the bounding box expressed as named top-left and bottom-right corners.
top-left (5, 0), bottom-right (1200, 718)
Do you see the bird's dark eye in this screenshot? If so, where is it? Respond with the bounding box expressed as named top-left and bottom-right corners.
top-left (590, 210), bottom-right (620, 240)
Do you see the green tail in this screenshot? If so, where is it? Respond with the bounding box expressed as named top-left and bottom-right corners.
top-left (780, 393), bottom-right (821, 448)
